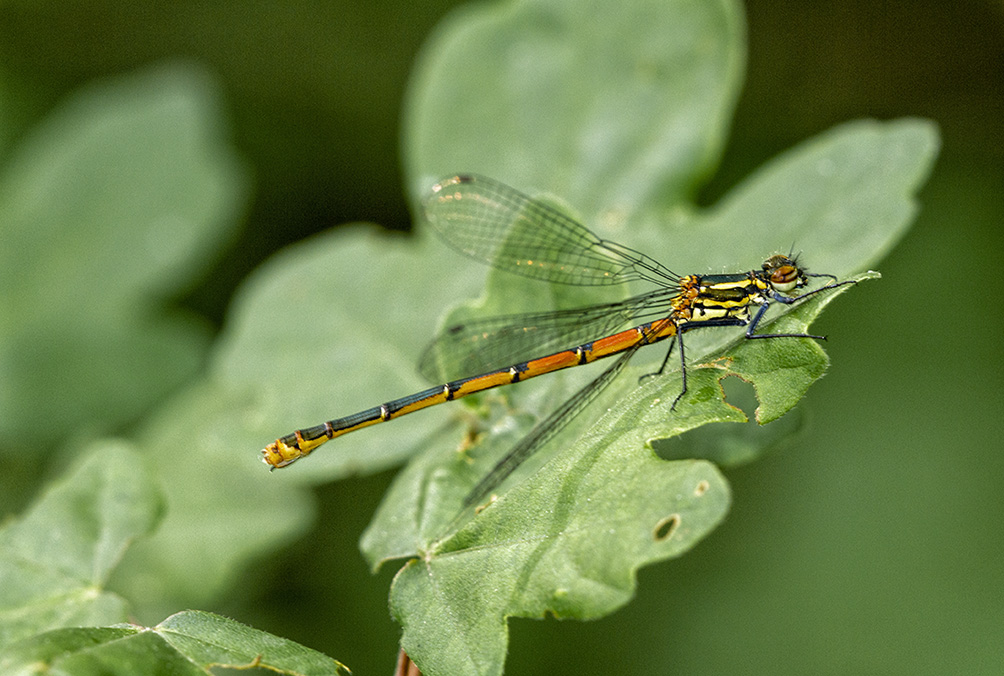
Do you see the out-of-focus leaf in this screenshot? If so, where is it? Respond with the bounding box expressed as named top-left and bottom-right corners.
top-left (213, 224), bottom-right (505, 483)
top-left (0, 610), bottom-right (350, 676)
top-left (111, 382), bottom-right (316, 615)
top-left (0, 443), bottom-right (162, 649)
top-left (404, 0), bottom-right (745, 215)
top-left (0, 63), bottom-right (247, 447)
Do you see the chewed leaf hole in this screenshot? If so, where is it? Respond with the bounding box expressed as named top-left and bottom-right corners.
top-left (720, 374), bottom-right (757, 416)
top-left (653, 514), bottom-right (680, 541)
top-left (695, 479), bottom-right (710, 496)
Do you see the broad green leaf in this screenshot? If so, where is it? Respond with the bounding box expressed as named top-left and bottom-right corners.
top-left (74, 0), bottom-right (935, 668)
top-left (691, 118), bottom-right (940, 276)
top-left (373, 0), bottom-right (938, 672)
top-left (404, 0), bottom-right (745, 214)
top-left (392, 458), bottom-right (727, 676)
top-left (107, 225), bottom-right (511, 612)
top-left (0, 610), bottom-right (350, 676)
top-left (366, 274), bottom-right (869, 676)
top-left (214, 227), bottom-right (489, 482)
top-left (366, 278), bottom-right (859, 552)
top-left (109, 382), bottom-right (318, 614)
top-left (0, 443), bottom-right (162, 649)
top-left (0, 63), bottom-right (247, 447)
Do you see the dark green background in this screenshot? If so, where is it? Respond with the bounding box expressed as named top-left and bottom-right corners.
top-left (1, 1), bottom-right (1001, 674)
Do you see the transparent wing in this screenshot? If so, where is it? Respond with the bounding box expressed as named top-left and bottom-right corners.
top-left (418, 288), bottom-right (678, 382)
top-left (423, 174), bottom-right (679, 287)
top-left (462, 340), bottom-right (643, 510)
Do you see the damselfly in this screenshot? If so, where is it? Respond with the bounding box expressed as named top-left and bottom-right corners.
top-left (261, 174), bottom-right (855, 508)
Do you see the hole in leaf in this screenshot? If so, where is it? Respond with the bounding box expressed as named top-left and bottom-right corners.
top-left (653, 374), bottom-right (803, 468)
top-left (720, 375), bottom-right (757, 416)
top-left (653, 514), bottom-right (680, 541)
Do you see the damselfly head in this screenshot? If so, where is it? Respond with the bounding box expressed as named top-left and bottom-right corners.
top-left (761, 254), bottom-right (807, 293)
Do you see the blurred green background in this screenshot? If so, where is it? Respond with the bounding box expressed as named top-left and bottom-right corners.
top-left (0, 1), bottom-right (1001, 674)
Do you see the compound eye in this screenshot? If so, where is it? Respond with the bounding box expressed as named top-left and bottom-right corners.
top-left (771, 264), bottom-right (799, 292)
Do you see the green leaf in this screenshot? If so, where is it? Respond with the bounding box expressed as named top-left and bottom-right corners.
top-left (392, 459), bottom-right (728, 676)
top-left (108, 226), bottom-right (505, 613)
top-left (693, 118), bottom-right (940, 277)
top-left (0, 443), bottom-right (162, 650)
top-left (404, 0), bottom-right (745, 213)
top-left (108, 227), bottom-right (515, 612)
top-left (362, 277), bottom-right (866, 676)
top-left (110, 382), bottom-right (317, 612)
top-left (73, 0), bottom-right (935, 671)
top-left (0, 63), bottom-right (247, 447)
top-left (213, 228), bottom-right (484, 482)
top-left (0, 444), bottom-right (348, 672)
top-left (365, 0), bottom-right (937, 672)
top-left (0, 610), bottom-right (350, 676)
